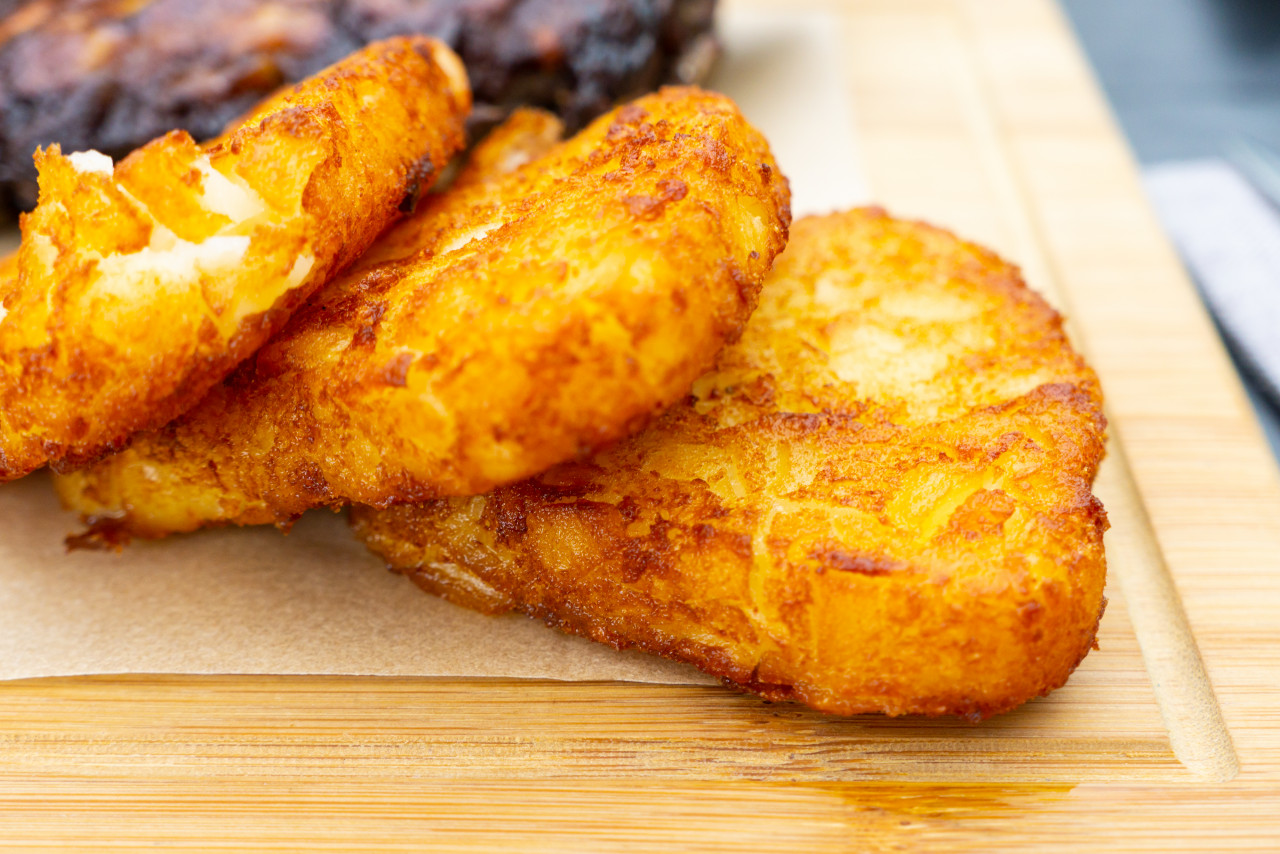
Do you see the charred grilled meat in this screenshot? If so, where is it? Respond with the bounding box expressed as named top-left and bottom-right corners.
top-left (0, 0), bottom-right (717, 209)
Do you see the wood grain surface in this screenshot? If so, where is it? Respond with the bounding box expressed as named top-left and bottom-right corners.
top-left (4, 0), bottom-right (1280, 849)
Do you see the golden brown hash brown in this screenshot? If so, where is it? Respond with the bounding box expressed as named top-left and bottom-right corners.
top-left (0, 36), bottom-right (470, 481)
top-left (55, 90), bottom-right (792, 537)
top-left (351, 210), bottom-right (1109, 720)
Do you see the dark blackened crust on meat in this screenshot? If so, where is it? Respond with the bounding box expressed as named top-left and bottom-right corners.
top-left (0, 0), bottom-right (719, 210)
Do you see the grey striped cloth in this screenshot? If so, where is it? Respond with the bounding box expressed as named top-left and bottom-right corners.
top-left (1144, 159), bottom-right (1280, 454)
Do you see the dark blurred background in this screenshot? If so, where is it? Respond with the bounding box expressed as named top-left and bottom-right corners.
top-left (1063, 0), bottom-right (1280, 161)
top-left (1062, 0), bottom-right (1280, 454)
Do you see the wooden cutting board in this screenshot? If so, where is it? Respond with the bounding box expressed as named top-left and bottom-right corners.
top-left (4, 0), bottom-right (1280, 849)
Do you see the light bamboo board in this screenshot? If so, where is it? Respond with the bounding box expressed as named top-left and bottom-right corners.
top-left (3, 0), bottom-right (1280, 849)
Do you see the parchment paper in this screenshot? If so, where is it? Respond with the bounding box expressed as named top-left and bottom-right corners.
top-left (0, 9), bottom-right (868, 682)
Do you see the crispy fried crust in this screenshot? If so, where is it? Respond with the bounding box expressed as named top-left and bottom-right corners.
top-left (0, 0), bottom-right (718, 210)
top-left (0, 37), bottom-right (470, 481)
top-left (351, 210), bottom-right (1110, 719)
top-left (55, 89), bottom-right (792, 535)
